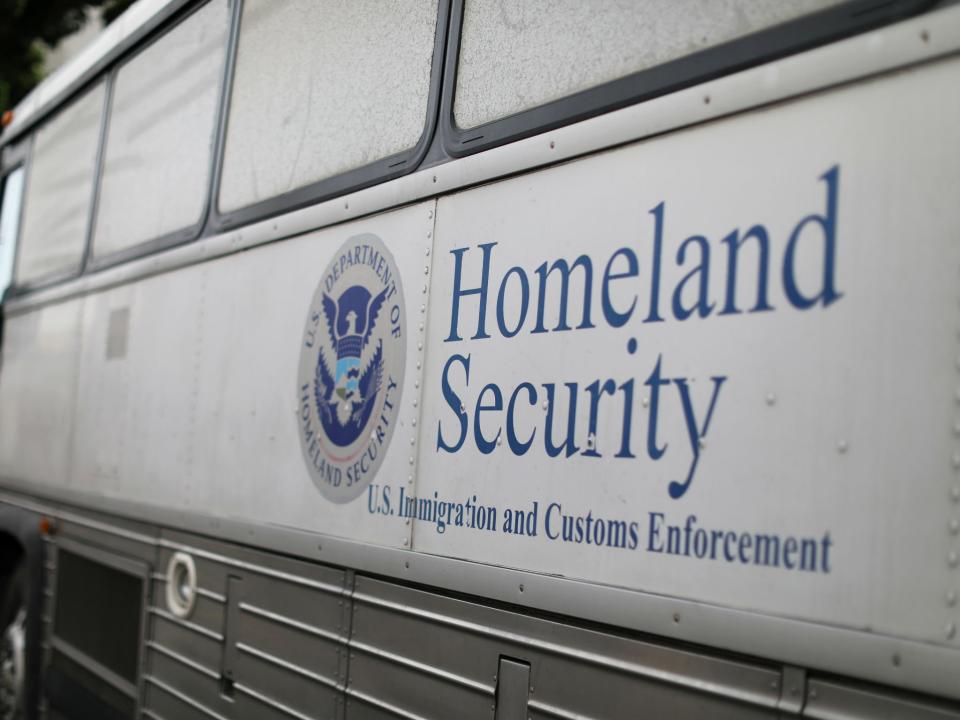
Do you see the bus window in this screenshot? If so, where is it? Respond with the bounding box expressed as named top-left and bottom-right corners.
top-left (16, 83), bottom-right (105, 285)
top-left (453, 0), bottom-right (848, 130)
top-left (93, 0), bottom-right (229, 261)
top-left (218, 0), bottom-right (440, 215)
top-left (0, 166), bottom-right (24, 300)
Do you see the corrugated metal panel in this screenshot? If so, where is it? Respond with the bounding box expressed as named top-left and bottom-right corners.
top-left (142, 531), bottom-right (350, 720)
top-left (30, 513), bottom-right (960, 719)
top-left (346, 576), bottom-right (781, 719)
top-left (804, 678), bottom-right (960, 720)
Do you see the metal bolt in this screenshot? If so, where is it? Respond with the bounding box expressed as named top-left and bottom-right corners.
top-left (403, 538), bottom-right (409, 547)
top-left (949, 518), bottom-right (959, 535)
top-left (642, 396), bottom-right (649, 408)
top-left (765, 393), bottom-right (776, 406)
top-left (947, 622), bottom-right (957, 640)
top-left (946, 589), bottom-right (957, 606)
top-left (428, 210), bottom-right (433, 219)
top-left (952, 486), bottom-right (960, 502)
top-left (409, 456), bottom-right (415, 465)
top-left (949, 550), bottom-right (959, 568)
top-left (953, 453), bottom-right (960, 469)
top-left (412, 418), bottom-right (417, 427)
top-left (549, 140), bottom-right (555, 149)
top-left (424, 265), bottom-right (429, 275)
top-left (837, 439), bottom-right (849, 453)
top-left (892, 653), bottom-right (901, 667)
top-left (921, 29), bottom-right (930, 42)
top-left (698, 438), bottom-right (707, 450)
top-left (497, 435), bottom-right (503, 447)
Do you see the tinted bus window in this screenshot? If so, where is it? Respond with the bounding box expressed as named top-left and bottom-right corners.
top-left (218, 0), bottom-right (439, 214)
top-left (0, 167), bottom-right (24, 298)
top-left (93, 0), bottom-right (229, 259)
top-left (17, 83), bottom-right (105, 284)
top-left (454, 0), bottom-right (846, 129)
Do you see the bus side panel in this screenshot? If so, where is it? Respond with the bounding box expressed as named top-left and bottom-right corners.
top-left (64, 201), bottom-right (435, 549)
top-left (0, 300), bottom-right (83, 488)
top-left (416, 56), bottom-right (960, 647)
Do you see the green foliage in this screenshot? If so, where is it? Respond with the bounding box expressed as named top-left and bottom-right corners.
top-left (0, 0), bottom-right (136, 116)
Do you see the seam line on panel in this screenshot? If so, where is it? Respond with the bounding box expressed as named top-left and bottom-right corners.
top-left (406, 199), bottom-right (440, 554)
top-left (526, 698), bottom-right (585, 720)
top-left (352, 591), bottom-right (776, 709)
top-left (344, 687), bottom-right (430, 720)
top-left (238, 602), bottom-right (348, 645)
top-left (145, 675), bottom-right (228, 720)
top-left (235, 642), bottom-right (343, 691)
top-left (349, 638), bottom-right (493, 696)
top-left (147, 641), bottom-right (220, 680)
top-left (152, 573), bottom-right (227, 604)
top-left (234, 682), bottom-right (317, 720)
top-left (148, 607), bottom-right (224, 642)
top-left (158, 539), bottom-right (347, 595)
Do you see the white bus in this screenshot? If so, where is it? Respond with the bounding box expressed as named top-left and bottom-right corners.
top-left (0, 0), bottom-right (958, 718)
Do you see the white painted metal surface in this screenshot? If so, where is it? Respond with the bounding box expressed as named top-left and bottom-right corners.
top-left (64, 201), bottom-right (434, 548)
top-left (417, 55), bottom-right (960, 647)
top-left (0, 300), bottom-right (83, 486)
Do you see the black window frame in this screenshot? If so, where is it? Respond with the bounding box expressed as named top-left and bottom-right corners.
top-left (0, 0), bottom-right (940, 299)
top-left (207, 0), bottom-right (452, 234)
top-left (439, 0), bottom-right (938, 158)
top-left (86, 0), bottom-right (237, 273)
top-left (0, 143), bottom-right (29, 305)
top-left (12, 80), bottom-right (109, 294)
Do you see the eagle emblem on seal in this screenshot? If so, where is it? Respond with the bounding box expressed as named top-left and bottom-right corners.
top-left (314, 285), bottom-right (387, 447)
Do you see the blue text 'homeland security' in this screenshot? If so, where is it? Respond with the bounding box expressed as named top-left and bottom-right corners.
top-left (436, 167), bottom-right (843, 499)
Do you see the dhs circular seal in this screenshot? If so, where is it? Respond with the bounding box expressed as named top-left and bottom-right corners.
top-left (297, 234), bottom-right (406, 503)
